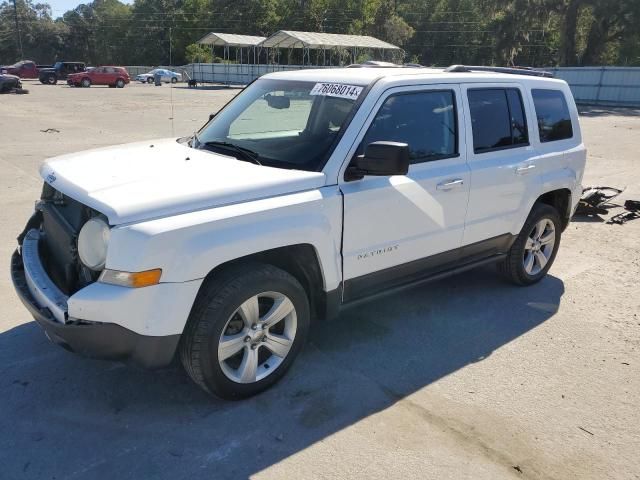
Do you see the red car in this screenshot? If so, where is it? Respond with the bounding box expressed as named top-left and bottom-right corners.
top-left (67, 66), bottom-right (130, 88)
top-left (0, 60), bottom-right (40, 79)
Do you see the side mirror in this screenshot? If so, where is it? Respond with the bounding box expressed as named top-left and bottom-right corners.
top-left (345, 141), bottom-right (410, 181)
top-left (264, 94), bottom-right (290, 109)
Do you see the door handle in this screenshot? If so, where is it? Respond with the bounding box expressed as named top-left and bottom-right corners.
top-left (436, 179), bottom-right (464, 191)
top-left (515, 164), bottom-right (536, 175)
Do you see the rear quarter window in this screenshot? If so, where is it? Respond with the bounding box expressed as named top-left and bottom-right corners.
top-left (531, 89), bottom-right (573, 142)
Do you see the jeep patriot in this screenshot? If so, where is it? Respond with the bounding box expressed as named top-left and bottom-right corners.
top-left (11, 65), bottom-right (586, 399)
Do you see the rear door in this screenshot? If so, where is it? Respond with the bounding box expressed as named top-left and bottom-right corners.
top-left (90, 67), bottom-right (105, 84)
top-left (340, 84), bottom-right (471, 301)
top-left (103, 67), bottom-right (117, 85)
top-left (460, 83), bottom-right (540, 245)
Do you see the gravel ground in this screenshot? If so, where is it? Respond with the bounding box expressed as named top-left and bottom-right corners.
top-left (0, 81), bottom-right (639, 480)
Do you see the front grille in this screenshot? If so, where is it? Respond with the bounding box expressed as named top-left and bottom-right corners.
top-left (35, 183), bottom-right (101, 294)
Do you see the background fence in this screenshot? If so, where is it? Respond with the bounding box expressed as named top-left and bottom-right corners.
top-left (549, 67), bottom-right (640, 107)
top-left (125, 64), bottom-right (640, 107)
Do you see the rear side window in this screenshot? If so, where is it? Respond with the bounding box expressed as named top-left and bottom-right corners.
top-left (468, 88), bottom-right (529, 153)
top-left (532, 89), bottom-right (573, 142)
top-left (361, 90), bottom-right (458, 164)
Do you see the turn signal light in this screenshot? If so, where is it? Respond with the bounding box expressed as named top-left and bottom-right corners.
top-left (99, 268), bottom-right (162, 288)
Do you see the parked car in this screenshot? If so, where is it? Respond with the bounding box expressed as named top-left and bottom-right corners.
top-left (0, 60), bottom-right (41, 78)
top-left (11, 65), bottom-right (586, 399)
top-left (67, 66), bottom-right (130, 88)
top-left (135, 68), bottom-right (181, 83)
top-left (0, 73), bottom-right (27, 93)
top-left (39, 61), bottom-right (86, 85)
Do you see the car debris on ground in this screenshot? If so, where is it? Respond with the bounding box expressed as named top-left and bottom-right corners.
top-left (574, 186), bottom-right (639, 224)
top-left (608, 200), bottom-right (640, 224)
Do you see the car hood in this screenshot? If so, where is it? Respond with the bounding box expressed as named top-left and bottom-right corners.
top-left (40, 138), bottom-right (326, 225)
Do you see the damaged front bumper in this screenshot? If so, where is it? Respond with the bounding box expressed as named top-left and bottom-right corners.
top-left (10, 234), bottom-right (180, 369)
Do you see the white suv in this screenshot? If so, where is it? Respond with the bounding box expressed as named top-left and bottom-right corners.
top-left (11, 65), bottom-right (586, 399)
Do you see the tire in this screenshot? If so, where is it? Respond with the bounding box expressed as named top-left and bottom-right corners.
top-left (47, 74), bottom-right (57, 85)
top-left (116, 79), bottom-right (125, 88)
top-left (81, 78), bottom-right (91, 88)
top-left (180, 263), bottom-right (310, 399)
top-left (499, 203), bottom-right (562, 286)
top-left (147, 77), bottom-right (153, 84)
top-left (171, 77), bottom-right (178, 83)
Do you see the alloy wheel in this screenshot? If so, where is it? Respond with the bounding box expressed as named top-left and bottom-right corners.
top-left (523, 218), bottom-right (556, 275)
top-left (218, 292), bottom-right (297, 384)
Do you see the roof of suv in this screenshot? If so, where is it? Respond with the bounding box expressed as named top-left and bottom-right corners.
top-left (263, 67), bottom-right (565, 87)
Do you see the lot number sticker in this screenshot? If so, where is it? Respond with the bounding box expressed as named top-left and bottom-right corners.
top-left (310, 83), bottom-right (363, 100)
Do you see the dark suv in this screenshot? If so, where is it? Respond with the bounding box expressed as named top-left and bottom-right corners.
top-left (39, 62), bottom-right (86, 85)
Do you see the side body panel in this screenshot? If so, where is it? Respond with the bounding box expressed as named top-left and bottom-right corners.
top-left (460, 82), bottom-right (542, 245)
top-left (338, 84), bottom-right (471, 297)
top-left (106, 187), bottom-right (344, 289)
top-left (523, 82), bottom-right (586, 218)
top-left (461, 80), bottom-right (585, 244)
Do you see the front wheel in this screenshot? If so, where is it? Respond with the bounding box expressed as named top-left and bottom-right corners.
top-left (146, 77), bottom-right (153, 84)
top-left (115, 79), bottom-right (125, 88)
top-left (81, 78), bottom-right (91, 88)
top-left (171, 77), bottom-right (177, 84)
top-left (47, 74), bottom-right (57, 85)
top-left (180, 263), bottom-right (310, 399)
top-left (499, 203), bottom-right (562, 285)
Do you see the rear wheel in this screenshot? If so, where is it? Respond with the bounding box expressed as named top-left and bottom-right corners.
top-left (180, 263), bottom-right (310, 399)
top-left (499, 203), bottom-right (562, 285)
top-left (47, 74), bottom-right (57, 85)
top-left (81, 78), bottom-right (91, 88)
top-left (171, 77), bottom-right (178, 84)
top-left (115, 78), bottom-right (125, 88)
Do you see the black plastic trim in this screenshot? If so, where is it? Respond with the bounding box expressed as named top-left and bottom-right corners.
top-left (11, 249), bottom-right (179, 369)
top-left (342, 234), bottom-right (516, 303)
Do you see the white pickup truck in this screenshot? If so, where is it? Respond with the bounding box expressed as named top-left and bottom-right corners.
top-left (11, 65), bottom-right (586, 399)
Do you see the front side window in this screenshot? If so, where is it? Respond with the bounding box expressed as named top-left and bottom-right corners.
top-left (360, 90), bottom-right (457, 163)
top-left (532, 89), bottom-right (573, 142)
top-left (468, 88), bottom-right (529, 153)
top-left (196, 78), bottom-right (364, 171)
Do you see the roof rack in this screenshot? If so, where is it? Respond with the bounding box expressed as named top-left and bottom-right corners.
top-left (346, 60), bottom-right (424, 68)
top-left (444, 65), bottom-right (554, 78)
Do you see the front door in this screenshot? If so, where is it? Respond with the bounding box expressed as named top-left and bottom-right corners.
top-left (340, 85), bottom-right (471, 302)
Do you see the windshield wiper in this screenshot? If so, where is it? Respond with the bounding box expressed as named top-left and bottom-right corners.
top-left (201, 141), bottom-right (262, 165)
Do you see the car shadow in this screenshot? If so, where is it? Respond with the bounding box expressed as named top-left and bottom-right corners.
top-left (0, 266), bottom-right (564, 479)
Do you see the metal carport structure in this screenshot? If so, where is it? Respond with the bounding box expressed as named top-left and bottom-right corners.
top-left (259, 30), bottom-right (403, 66)
top-left (196, 33), bottom-right (266, 84)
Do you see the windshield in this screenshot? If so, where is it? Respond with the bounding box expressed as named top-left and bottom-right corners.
top-left (194, 78), bottom-right (365, 171)
top-left (54, 62), bottom-right (62, 69)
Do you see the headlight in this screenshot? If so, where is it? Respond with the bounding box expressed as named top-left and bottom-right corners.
top-left (77, 217), bottom-right (110, 270)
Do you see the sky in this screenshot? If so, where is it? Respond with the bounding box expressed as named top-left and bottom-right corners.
top-left (48, 0), bottom-right (133, 18)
